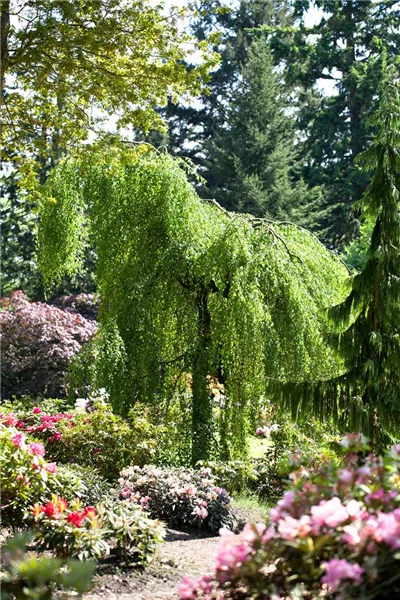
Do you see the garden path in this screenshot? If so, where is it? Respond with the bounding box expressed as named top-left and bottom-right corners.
top-left (83, 528), bottom-right (219, 600)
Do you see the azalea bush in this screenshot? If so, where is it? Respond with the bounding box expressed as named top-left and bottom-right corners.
top-left (1, 398), bottom-right (163, 481)
top-left (1, 291), bottom-right (96, 399)
top-left (180, 434), bottom-right (400, 599)
top-left (0, 421), bottom-right (87, 526)
top-left (117, 465), bottom-right (235, 532)
top-left (32, 495), bottom-right (164, 564)
top-left (1, 532), bottom-right (96, 600)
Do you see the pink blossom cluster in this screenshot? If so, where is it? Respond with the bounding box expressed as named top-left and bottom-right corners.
top-left (0, 407), bottom-right (76, 443)
top-left (118, 465), bottom-right (234, 532)
top-left (179, 437), bottom-right (400, 599)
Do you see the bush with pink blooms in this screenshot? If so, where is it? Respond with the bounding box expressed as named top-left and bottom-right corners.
top-left (180, 434), bottom-right (400, 600)
top-left (118, 465), bottom-right (235, 532)
top-left (1, 290), bottom-right (96, 399)
top-left (0, 424), bottom-right (84, 526)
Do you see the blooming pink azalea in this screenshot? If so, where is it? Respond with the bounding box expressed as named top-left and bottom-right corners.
top-left (33, 407), bottom-right (42, 414)
top-left (192, 506), bottom-right (208, 519)
top-left (1, 412), bottom-right (18, 426)
top-left (45, 462), bottom-right (58, 474)
top-left (311, 497), bottom-right (349, 529)
top-left (337, 468), bottom-right (354, 484)
top-left (321, 559), bottom-right (364, 591)
top-left (374, 512), bottom-right (400, 549)
top-left (278, 515), bottom-right (311, 541)
top-left (343, 524), bottom-right (361, 546)
top-left (28, 442), bottom-right (46, 457)
top-left (346, 499), bottom-right (362, 518)
top-left (179, 576), bottom-right (197, 600)
top-left (12, 432), bottom-right (26, 449)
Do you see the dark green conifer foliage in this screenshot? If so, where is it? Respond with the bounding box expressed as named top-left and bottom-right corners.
top-left (206, 37), bottom-right (315, 219)
top-left (276, 0), bottom-right (400, 248)
top-left (38, 147), bottom-right (347, 463)
top-left (277, 67), bottom-right (400, 441)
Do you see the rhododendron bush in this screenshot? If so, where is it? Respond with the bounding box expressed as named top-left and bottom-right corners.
top-left (180, 435), bottom-right (400, 599)
top-left (1, 291), bottom-right (96, 398)
top-left (118, 465), bottom-right (235, 532)
top-left (32, 495), bottom-right (164, 563)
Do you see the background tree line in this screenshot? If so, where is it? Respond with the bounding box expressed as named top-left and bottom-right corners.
top-left (2, 0), bottom-right (400, 299)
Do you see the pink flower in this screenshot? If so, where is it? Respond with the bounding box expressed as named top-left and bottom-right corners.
top-left (1, 413), bottom-right (18, 426)
top-left (179, 576), bottom-right (197, 600)
top-left (338, 468), bottom-right (354, 483)
top-left (311, 497), bottom-right (348, 529)
top-left (343, 524), bottom-right (361, 546)
top-left (278, 515), bottom-right (311, 541)
top-left (192, 506), bottom-right (208, 519)
top-left (45, 462), bottom-right (58, 474)
top-left (33, 407), bottom-right (42, 414)
top-left (12, 432), bottom-right (26, 448)
top-left (28, 442), bottom-right (46, 457)
top-left (321, 559), bottom-right (364, 591)
top-left (346, 499), bottom-right (362, 518)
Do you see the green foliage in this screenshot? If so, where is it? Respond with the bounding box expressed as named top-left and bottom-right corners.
top-left (0, 532), bottom-right (96, 600)
top-left (342, 213), bottom-right (375, 271)
top-left (1, 0), bottom-right (219, 166)
top-left (49, 403), bottom-right (161, 480)
top-left (196, 460), bottom-right (259, 495)
top-left (276, 67), bottom-right (400, 442)
top-left (32, 496), bottom-right (164, 564)
top-left (270, 1), bottom-right (400, 248)
top-left (38, 147), bottom-right (348, 461)
top-left (206, 36), bottom-right (318, 219)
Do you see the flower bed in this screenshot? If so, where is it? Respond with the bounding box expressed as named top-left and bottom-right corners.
top-left (180, 434), bottom-right (400, 599)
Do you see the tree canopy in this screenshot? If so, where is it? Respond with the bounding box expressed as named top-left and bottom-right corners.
top-left (0, 0), bottom-right (218, 166)
top-left (38, 147), bottom-right (348, 462)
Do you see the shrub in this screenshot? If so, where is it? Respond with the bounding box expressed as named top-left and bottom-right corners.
top-left (180, 434), bottom-right (400, 599)
top-left (196, 460), bottom-right (258, 495)
top-left (32, 495), bottom-right (164, 564)
top-left (1, 532), bottom-right (96, 600)
top-left (0, 423), bottom-right (85, 526)
top-left (51, 293), bottom-right (99, 321)
top-left (1, 291), bottom-right (96, 399)
top-left (118, 465), bottom-right (235, 532)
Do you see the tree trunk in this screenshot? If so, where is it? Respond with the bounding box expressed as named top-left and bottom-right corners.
top-left (191, 282), bottom-right (214, 465)
top-left (0, 0), bottom-right (10, 123)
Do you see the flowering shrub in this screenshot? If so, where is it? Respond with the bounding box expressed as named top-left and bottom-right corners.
top-left (1, 291), bottom-right (97, 399)
top-left (32, 495), bottom-right (164, 564)
top-left (0, 424), bottom-right (86, 526)
top-left (180, 435), bottom-right (400, 599)
top-left (1, 425), bottom-right (60, 526)
top-left (118, 465), bottom-right (235, 532)
top-left (51, 293), bottom-right (99, 321)
top-left (1, 532), bottom-right (96, 600)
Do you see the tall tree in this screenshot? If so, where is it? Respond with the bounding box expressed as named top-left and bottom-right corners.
top-left (0, 0), bottom-right (217, 165)
top-left (161, 0), bottom-right (295, 176)
top-left (37, 147), bottom-right (347, 462)
top-left (269, 0), bottom-right (400, 247)
top-left (206, 36), bottom-right (315, 219)
top-left (277, 66), bottom-right (400, 444)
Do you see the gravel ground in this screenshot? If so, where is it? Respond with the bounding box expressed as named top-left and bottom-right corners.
top-left (83, 528), bottom-right (220, 600)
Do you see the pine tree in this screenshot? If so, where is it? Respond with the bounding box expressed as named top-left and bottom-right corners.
top-left (274, 0), bottom-right (400, 248)
top-left (206, 37), bottom-right (314, 219)
top-left (278, 65), bottom-right (400, 444)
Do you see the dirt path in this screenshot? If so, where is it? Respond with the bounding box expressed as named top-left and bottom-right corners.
top-left (84, 528), bottom-right (220, 600)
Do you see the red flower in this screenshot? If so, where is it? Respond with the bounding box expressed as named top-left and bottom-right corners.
top-left (67, 511), bottom-right (84, 527)
top-left (83, 506), bottom-right (97, 519)
top-left (93, 447), bottom-right (100, 454)
top-left (44, 502), bottom-right (59, 518)
top-left (33, 407), bottom-right (42, 414)
top-left (0, 413), bottom-right (17, 426)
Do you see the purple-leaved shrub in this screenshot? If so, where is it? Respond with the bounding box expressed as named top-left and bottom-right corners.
top-left (1, 291), bottom-right (97, 398)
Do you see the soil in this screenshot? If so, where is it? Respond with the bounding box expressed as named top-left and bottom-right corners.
top-left (83, 527), bottom-right (219, 600)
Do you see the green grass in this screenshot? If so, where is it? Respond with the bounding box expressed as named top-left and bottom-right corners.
top-left (248, 436), bottom-right (273, 459)
top-left (232, 491), bottom-right (272, 522)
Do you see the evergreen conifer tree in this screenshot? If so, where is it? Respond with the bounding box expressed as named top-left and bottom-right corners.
top-left (206, 37), bottom-right (313, 219)
top-left (278, 66), bottom-right (400, 443)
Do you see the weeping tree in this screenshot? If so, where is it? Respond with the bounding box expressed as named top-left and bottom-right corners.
top-left (275, 66), bottom-right (400, 444)
top-left (38, 146), bottom-right (348, 463)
